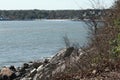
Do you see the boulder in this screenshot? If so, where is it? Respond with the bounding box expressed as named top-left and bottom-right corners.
top-left (9, 65), bottom-right (16, 72)
top-left (23, 63), bottom-right (29, 69)
top-left (44, 59), bottom-right (49, 64)
top-left (29, 68), bottom-right (37, 77)
top-left (0, 67), bottom-right (16, 80)
top-left (37, 65), bottom-right (43, 72)
top-left (32, 62), bottom-right (42, 69)
top-left (19, 63), bottom-right (29, 74)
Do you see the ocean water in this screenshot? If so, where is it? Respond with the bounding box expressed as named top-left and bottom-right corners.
top-left (0, 20), bottom-right (88, 67)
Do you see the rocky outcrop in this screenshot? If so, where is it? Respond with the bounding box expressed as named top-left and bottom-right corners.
top-left (23, 47), bottom-right (82, 80)
top-left (14, 61), bottom-right (43, 80)
top-left (0, 47), bottom-right (83, 80)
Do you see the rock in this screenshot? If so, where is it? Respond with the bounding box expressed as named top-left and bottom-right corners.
top-left (37, 65), bottom-right (43, 72)
top-left (32, 62), bottom-right (42, 69)
top-left (17, 67), bottom-right (21, 71)
top-left (19, 67), bottom-right (26, 75)
top-left (2, 75), bottom-right (9, 80)
top-left (92, 70), bottom-right (97, 74)
top-left (74, 76), bottom-right (80, 80)
top-left (1, 67), bottom-right (13, 76)
top-left (29, 68), bottom-right (37, 77)
top-left (21, 77), bottom-right (32, 80)
top-left (10, 73), bottom-right (16, 80)
top-left (19, 63), bottom-right (29, 74)
top-left (52, 64), bottom-right (66, 75)
top-left (10, 48), bottom-right (82, 80)
top-left (105, 67), bottom-right (110, 72)
top-left (23, 63), bottom-right (29, 69)
top-left (9, 65), bottom-right (16, 72)
top-left (33, 48), bottom-right (82, 80)
top-left (15, 72), bottom-right (20, 77)
top-left (44, 59), bottom-right (49, 64)
top-left (0, 67), bottom-right (16, 80)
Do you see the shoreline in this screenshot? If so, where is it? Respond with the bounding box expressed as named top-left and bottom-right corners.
top-left (0, 47), bottom-right (82, 80)
top-left (0, 19), bottom-right (104, 22)
top-left (0, 19), bottom-right (72, 21)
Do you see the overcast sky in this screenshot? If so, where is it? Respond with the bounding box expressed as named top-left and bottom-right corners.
top-left (0, 0), bottom-right (114, 10)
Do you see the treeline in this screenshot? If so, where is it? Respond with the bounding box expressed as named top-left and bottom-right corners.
top-left (0, 9), bottom-right (105, 20)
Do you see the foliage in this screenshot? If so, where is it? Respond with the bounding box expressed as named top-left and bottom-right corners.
top-left (110, 29), bottom-right (120, 59)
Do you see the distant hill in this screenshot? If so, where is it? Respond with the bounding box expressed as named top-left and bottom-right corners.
top-left (0, 9), bottom-right (106, 20)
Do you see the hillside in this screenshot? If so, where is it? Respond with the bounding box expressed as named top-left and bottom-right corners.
top-left (0, 9), bottom-right (104, 20)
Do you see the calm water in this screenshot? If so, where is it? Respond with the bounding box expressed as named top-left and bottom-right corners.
top-left (0, 20), bottom-right (88, 67)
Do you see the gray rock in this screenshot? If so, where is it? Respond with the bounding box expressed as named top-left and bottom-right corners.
top-left (9, 65), bottom-right (16, 72)
top-left (32, 62), bottom-right (42, 69)
top-left (23, 63), bottom-right (29, 69)
top-left (37, 65), bottom-right (43, 72)
top-left (29, 68), bottom-right (37, 77)
top-left (44, 59), bottom-right (49, 64)
top-left (21, 77), bottom-right (32, 80)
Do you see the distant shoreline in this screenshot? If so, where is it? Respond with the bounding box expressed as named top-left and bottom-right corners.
top-left (0, 19), bottom-right (69, 21)
top-left (0, 19), bottom-right (104, 22)
top-left (0, 18), bottom-right (105, 22)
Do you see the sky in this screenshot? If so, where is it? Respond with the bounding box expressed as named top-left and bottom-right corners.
top-left (0, 0), bottom-right (115, 10)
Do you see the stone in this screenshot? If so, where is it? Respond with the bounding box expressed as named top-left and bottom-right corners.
top-left (92, 70), bottom-right (97, 74)
top-left (0, 67), bottom-right (16, 80)
top-left (105, 67), bottom-right (110, 72)
top-left (32, 62), bottom-right (42, 69)
top-left (23, 63), bottom-right (29, 69)
top-left (37, 65), bottom-right (43, 72)
top-left (29, 68), bottom-right (37, 77)
top-left (44, 59), bottom-right (49, 64)
top-left (2, 75), bottom-right (9, 80)
top-left (1, 67), bottom-right (13, 77)
top-left (8, 48), bottom-right (83, 80)
top-left (15, 72), bottom-right (21, 77)
top-left (9, 65), bottom-right (16, 72)
top-left (21, 77), bottom-right (32, 80)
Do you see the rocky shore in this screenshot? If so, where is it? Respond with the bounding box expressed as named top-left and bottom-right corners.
top-left (0, 47), bottom-right (120, 80)
top-left (0, 59), bottom-right (48, 80)
top-left (0, 47), bottom-right (83, 80)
